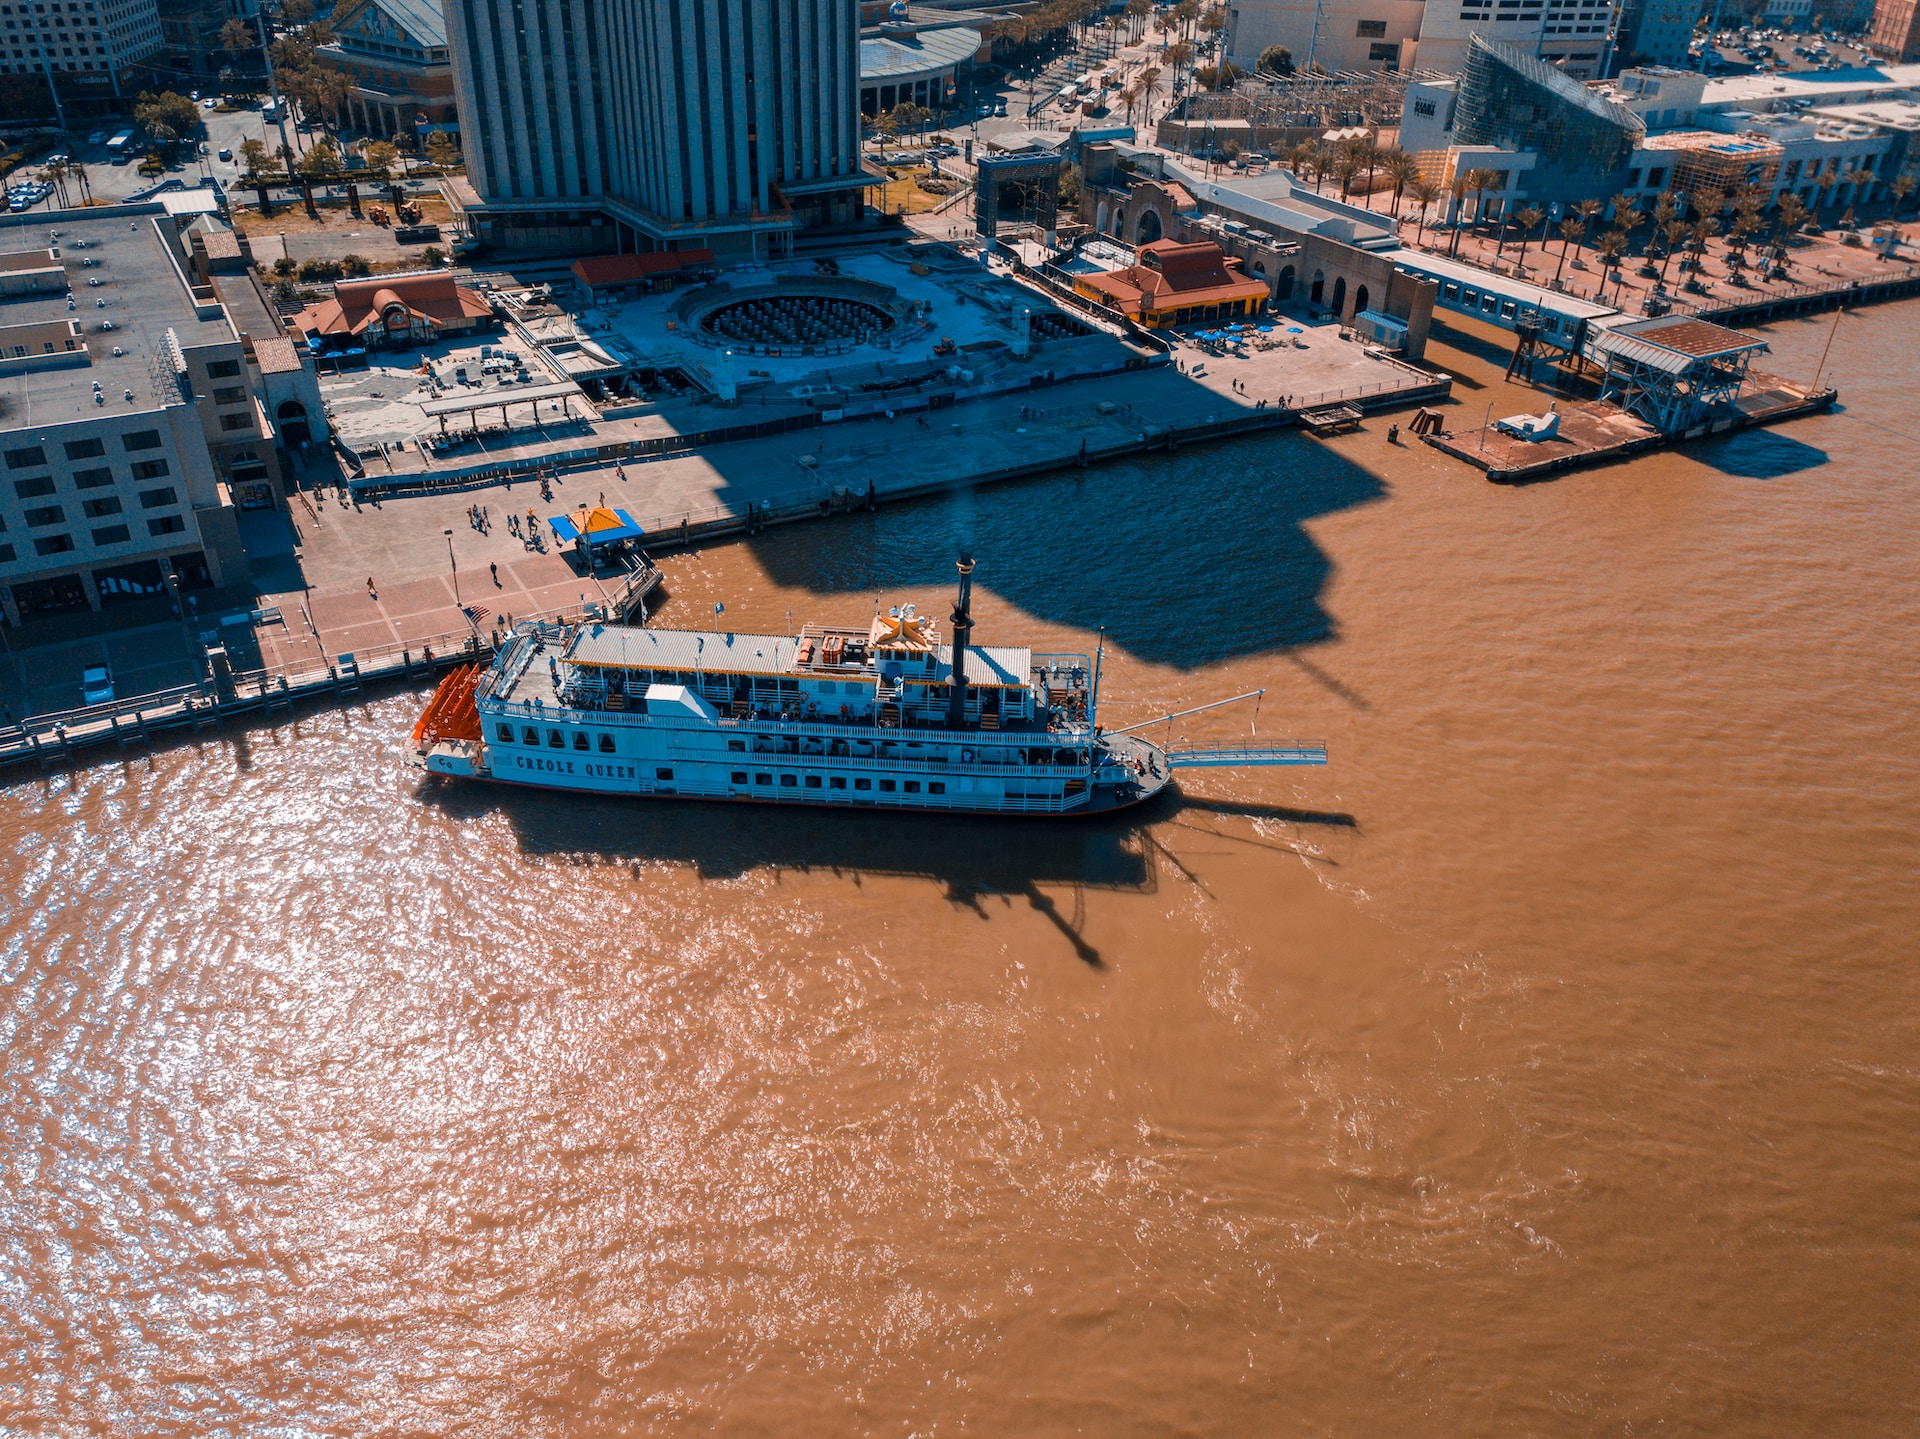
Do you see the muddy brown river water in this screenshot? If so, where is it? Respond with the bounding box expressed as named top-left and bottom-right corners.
top-left (2, 306), bottom-right (1916, 1435)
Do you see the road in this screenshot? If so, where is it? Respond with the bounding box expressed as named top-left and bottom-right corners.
top-left (11, 101), bottom-right (320, 210)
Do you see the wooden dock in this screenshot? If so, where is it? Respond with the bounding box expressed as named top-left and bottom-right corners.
top-left (1424, 376), bottom-right (1837, 483)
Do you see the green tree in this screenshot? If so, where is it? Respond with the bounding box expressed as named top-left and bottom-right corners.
top-left (134, 91), bottom-right (202, 151)
top-left (425, 131), bottom-right (461, 171)
top-left (1257, 44), bottom-right (1295, 77)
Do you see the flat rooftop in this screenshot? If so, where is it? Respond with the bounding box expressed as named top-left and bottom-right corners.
top-left (1389, 250), bottom-right (1622, 321)
top-left (0, 205), bottom-right (230, 428)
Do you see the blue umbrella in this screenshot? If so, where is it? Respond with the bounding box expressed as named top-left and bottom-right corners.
top-left (1287, 326), bottom-right (1303, 334)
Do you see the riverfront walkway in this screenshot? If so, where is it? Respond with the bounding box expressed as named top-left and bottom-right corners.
top-left (1, 310), bottom-right (1445, 741)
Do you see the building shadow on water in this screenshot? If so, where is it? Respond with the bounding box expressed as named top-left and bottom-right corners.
top-left (723, 429), bottom-right (1387, 670)
top-left (1693, 427), bottom-right (1830, 480)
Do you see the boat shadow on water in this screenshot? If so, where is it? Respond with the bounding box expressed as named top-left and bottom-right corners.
top-left (415, 779), bottom-right (1360, 967)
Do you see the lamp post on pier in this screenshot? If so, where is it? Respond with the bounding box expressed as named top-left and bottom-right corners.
top-left (444, 528), bottom-right (460, 606)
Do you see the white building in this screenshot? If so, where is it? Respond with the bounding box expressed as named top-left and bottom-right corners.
top-left (0, 0), bottom-right (163, 97)
top-left (445, 0), bottom-right (869, 259)
top-left (1414, 0), bottom-right (1623, 79)
top-left (0, 202), bottom-right (316, 627)
top-left (1224, 0), bottom-right (1425, 75)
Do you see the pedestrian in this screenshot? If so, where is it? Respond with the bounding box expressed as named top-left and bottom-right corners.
top-left (490, 561), bottom-right (499, 585)
top-left (482, 505), bottom-right (489, 527)
top-left (1388, 422), bottom-right (1400, 444)
top-left (367, 576), bottom-right (377, 599)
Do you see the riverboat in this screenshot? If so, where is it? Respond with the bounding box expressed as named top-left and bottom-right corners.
top-left (413, 560), bottom-right (1326, 816)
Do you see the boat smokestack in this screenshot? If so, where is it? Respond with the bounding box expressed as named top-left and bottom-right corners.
top-left (947, 554), bottom-right (975, 730)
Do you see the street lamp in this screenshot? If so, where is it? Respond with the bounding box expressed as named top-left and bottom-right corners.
top-left (444, 527), bottom-right (460, 606)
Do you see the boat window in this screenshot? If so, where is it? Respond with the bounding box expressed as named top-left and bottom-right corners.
top-left (780, 774), bottom-right (797, 787)
top-left (755, 773), bottom-right (772, 785)
top-left (854, 778), bottom-right (872, 791)
top-left (928, 781), bottom-right (945, 795)
top-left (904, 780), bottom-right (921, 793)
top-left (830, 776), bottom-right (846, 789)
top-left (728, 739), bottom-right (745, 751)
top-left (523, 727), bottom-right (539, 745)
top-left (599, 734), bottom-right (615, 753)
top-left (732, 771), bottom-right (748, 785)
top-left (548, 729), bottom-right (565, 748)
top-left (655, 767), bottom-right (673, 781)
top-left (497, 724), bottom-right (515, 743)
top-left (805, 775), bottom-right (822, 788)
top-left (879, 779), bottom-right (896, 792)
top-left (572, 732), bottom-right (589, 751)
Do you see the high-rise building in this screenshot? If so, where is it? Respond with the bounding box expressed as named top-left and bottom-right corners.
top-left (1414, 0), bottom-right (1623, 80)
top-left (1613, 0), bottom-right (1704, 68)
top-left (0, 0), bottom-right (164, 111)
top-left (445, 0), bottom-right (867, 259)
top-left (1868, 0), bottom-right (1920, 63)
top-left (1223, 0), bottom-right (1425, 76)
top-left (154, 0), bottom-right (263, 87)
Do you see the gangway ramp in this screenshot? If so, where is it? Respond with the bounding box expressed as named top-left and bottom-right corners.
top-left (1165, 742), bottom-right (1327, 768)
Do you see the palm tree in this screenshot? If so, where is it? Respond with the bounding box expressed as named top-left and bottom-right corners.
top-left (1292, 139), bottom-right (1325, 192)
top-left (1385, 149), bottom-right (1419, 217)
top-left (1892, 174), bottom-right (1915, 218)
top-left (1512, 204), bottom-right (1546, 269)
top-left (1464, 167), bottom-right (1501, 231)
top-left (1595, 229), bottom-right (1628, 301)
top-left (1657, 218), bottom-right (1690, 287)
top-left (43, 158), bottom-right (69, 208)
top-left (1573, 197), bottom-right (1603, 258)
top-left (1447, 169), bottom-right (1471, 255)
top-left (1333, 145), bottom-right (1363, 202)
top-left (1409, 178), bottom-right (1441, 244)
top-left (1609, 192), bottom-right (1641, 241)
top-left (1689, 215), bottom-right (1721, 277)
top-left (1553, 214), bottom-right (1583, 284)
top-left (1358, 138), bottom-right (1382, 208)
top-left (1774, 191), bottom-right (1809, 245)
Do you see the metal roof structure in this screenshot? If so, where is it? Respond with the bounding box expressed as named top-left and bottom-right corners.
top-left (1590, 315), bottom-right (1768, 433)
top-left (551, 624), bottom-right (1033, 690)
top-left (1589, 316), bottom-right (1767, 374)
top-left (419, 380), bottom-right (582, 417)
top-left (860, 26), bottom-right (981, 84)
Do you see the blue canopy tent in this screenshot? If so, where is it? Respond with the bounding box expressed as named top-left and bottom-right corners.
top-left (550, 506), bottom-right (645, 565)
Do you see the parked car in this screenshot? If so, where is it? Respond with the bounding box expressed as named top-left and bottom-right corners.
top-left (218, 146), bottom-right (232, 162)
top-left (81, 666), bottom-right (114, 705)
top-left (993, 99), bottom-right (1007, 116)
top-left (87, 131), bottom-right (107, 145)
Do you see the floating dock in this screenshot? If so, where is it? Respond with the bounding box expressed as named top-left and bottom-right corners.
top-left (1427, 377), bottom-right (1837, 483)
